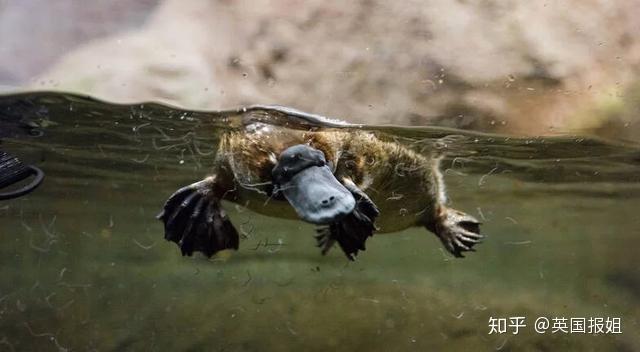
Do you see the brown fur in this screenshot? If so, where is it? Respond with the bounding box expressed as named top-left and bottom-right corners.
top-left (213, 123), bottom-right (442, 233)
top-left (159, 114), bottom-right (482, 258)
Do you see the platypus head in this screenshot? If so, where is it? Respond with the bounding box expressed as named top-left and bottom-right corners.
top-left (272, 144), bottom-right (356, 225)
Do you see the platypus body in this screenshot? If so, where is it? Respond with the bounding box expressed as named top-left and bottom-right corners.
top-left (158, 106), bottom-right (482, 260)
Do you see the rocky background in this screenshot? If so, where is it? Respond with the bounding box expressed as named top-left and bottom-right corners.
top-left (1, 0), bottom-right (639, 139)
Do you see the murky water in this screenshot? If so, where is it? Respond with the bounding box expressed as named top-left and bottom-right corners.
top-left (1, 92), bottom-right (639, 351)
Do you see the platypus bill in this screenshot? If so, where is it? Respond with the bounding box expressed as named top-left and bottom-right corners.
top-left (157, 106), bottom-right (483, 260)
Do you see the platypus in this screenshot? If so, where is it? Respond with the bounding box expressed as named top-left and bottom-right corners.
top-left (157, 106), bottom-right (482, 260)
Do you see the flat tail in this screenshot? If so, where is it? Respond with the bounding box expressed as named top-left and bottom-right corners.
top-left (157, 180), bottom-right (239, 257)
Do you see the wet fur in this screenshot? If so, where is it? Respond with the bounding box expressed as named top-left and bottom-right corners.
top-left (160, 122), bottom-right (483, 259)
top-left (217, 126), bottom-right (439, 232)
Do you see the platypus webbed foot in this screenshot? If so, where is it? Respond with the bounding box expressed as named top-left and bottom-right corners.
top-left (315, 206), bottom-right (377, 260)
top-left (429, 207), bottom-right (483, 258)
top-left (157, 177), bottom-right (239, 257)
top-left (315, 179), bottom-right (380, 260)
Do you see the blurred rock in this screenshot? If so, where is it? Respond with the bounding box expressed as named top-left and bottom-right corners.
top-left (0, 0), bottom-right (159, 84)
top-left (20, 0), bottom-right (640, 138)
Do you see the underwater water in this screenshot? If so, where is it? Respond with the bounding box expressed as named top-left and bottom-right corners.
top-left (0, 92), bottom-right (639, 351)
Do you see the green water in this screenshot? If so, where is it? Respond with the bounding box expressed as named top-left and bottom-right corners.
top-left (0, 92), bottom-right (639, 351)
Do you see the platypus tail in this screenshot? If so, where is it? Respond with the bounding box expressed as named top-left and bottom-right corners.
top-left (157, 177), bottom-right (239, 257)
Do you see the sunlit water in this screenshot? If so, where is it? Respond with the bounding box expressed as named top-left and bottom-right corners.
top-left (1, 92), bottom-right (639, 351)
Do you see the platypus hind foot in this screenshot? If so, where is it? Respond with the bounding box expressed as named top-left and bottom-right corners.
top-left (157, 177), bottom-right (239, 257)
top-left (429, 207), bottom-right (483, 258)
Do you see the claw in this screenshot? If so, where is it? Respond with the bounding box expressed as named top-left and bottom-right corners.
top-left (315, 228), bottom-right (336, 255)
top-left (428, 206), bottom-right (484, 258)
top-left (459, 234), bottom-right (482, 243)
top-left (453, 238), bottom-right (471, 251)
top-left (459, 228), bottom-right (484, 239)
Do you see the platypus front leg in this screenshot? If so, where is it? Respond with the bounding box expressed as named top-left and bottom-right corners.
top-left (157, 175), bottom-right (239, 257)
top-left (315, 178), bottom-right (379, 260)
